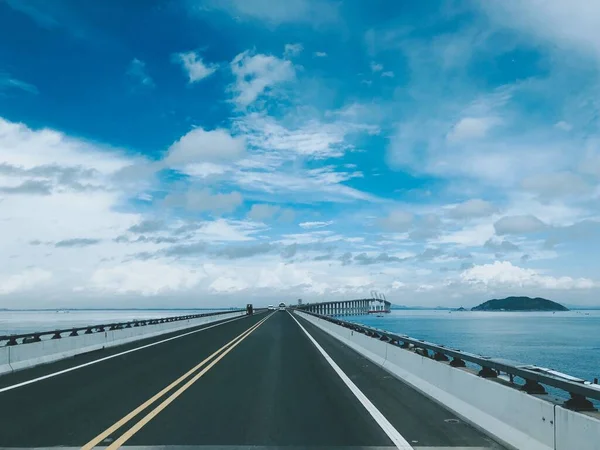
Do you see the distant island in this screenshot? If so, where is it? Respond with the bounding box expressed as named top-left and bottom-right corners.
top-left (471, 296), bottom-right (569, 312)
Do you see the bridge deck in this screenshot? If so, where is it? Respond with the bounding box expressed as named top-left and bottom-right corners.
top-left (0, 311), bottom-right (504, 449)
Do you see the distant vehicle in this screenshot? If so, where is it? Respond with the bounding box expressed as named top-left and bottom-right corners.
top-left (278, 302), bottom-right (286, 311)
top-left (246, 304), bottom-right (253, 315)
top-left (268, 305), bottom-right (275, 311)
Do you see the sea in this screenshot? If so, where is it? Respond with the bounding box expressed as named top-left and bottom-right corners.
top-left (1, 308), bottom-right (599, 384)
top-left (351, 309), bottom-right (600, 384)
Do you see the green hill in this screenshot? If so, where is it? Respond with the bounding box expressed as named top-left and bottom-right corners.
top-left (471, 296), bottom-right (568, 312)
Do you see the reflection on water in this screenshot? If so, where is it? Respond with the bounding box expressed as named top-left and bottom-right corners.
top-left (350, 310), bottom-right (600, 383)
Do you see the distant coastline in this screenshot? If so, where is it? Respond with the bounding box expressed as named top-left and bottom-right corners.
top-left (471, 296), bottom-right (568, 312)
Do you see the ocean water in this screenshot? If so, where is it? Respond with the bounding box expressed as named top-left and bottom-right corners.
top-left (0, 310), bottom-right (218, 336)
top-left (350, 310), bottom-right (600, 383)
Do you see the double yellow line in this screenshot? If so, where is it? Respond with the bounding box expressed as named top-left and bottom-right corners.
top-left (83, 312), bottom-right (273, 449)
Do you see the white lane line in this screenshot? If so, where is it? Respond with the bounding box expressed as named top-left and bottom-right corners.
top-left (288, 311), bottom-right (414, 450)
top-left (0, 313), bottom-right (253, 394)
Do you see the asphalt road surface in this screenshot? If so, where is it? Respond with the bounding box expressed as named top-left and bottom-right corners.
top-left (0, 310), bottom-right (504, 449)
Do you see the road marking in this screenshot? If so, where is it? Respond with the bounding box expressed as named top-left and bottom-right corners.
top-left (0, 313), bottom-right (255, 395)
top-left (0, 447), bottom-right (494, 450)
top-left (289, 311), bottom-right (414, 450)
top-left (85, 313), bottom-right (273, 450)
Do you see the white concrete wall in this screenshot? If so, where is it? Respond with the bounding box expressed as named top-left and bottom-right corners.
top-left (1, 311), bottom-right (245, 376)
top-left (555, 406), bottom-right (600, 450)
top-left (0, 346), bottom-right (10, 375)
top-left (296, 311), bottom-right (600, 450)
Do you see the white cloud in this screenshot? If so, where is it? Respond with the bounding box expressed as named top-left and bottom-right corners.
top-left (178, 162), bottom-right (230, 178)
top-left (484, 237), bottom-right (520, 253)
top-left (435, 222), bottom-right (495, 247)
top-left (0, 268), bottom-right (52, 294)
top-left (520, 172), bottom-right (592, 200)
top-left (460, 261), bottom-right (595, 290)
top-left (299, 221), bottom-right (333, 229)
top-left (381, 71), bottom-right (394, 78)
top-left (193, 219), bottom-right (264, 242)
top-left (232, 167), bottom-right (371, 202)
top-left (284, 43), bottom-right (303, 58)
top-left (230, 51), bottom-right (295, 106)
top-left (165, 127), bottom-right (245, 167)
top-left (378, 210), bottom-right (414, 232)
top-left (314, 51), bottom-right (327, 57)
top-left (370, 62), bottom-right (383, 72)
top-left (164, 189), bottom-right (243, 214)
top-left (555, 121), bottom-right (573, 131)
top-left (173, 51), bottom-right (218, 83)
top-left (187, 190), bottom-right (243, 213)
top-left (127, 58), bottom-right (154, 87)
top-left (0, 72), bottom-right (38, 94)
top-left (494, 215), bottom-right (547, 235)
top-left (0, 118), bottom-right (131, 173)
top-left (236, 111), bottom-right (379, 159)
top-left (89, 260), bottom-right (205, 295)
top-left (448, 199), bottom-right (497, 219)
top-left (447, 117), bottom-right (497, 142)
top-left (479, 0), bottom-right (600, 62)
top-left (0, 117), bottom-right (148, 303)
top-left (247, 204), bottom-right (280, 221)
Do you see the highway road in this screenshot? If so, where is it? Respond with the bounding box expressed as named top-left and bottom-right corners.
top-left (0, 310), bottom-right (505, 449)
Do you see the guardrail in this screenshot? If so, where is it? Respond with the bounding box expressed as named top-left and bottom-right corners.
top-left (296, 309), bottom-right (600, 411)
top-left (0, 310), bottom-right (245, 347)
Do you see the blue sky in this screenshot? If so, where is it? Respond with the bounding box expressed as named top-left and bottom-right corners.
top-left (2, 0), bottom-right (600, 308)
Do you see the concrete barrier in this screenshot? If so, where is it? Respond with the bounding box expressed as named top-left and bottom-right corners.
top-left (555, 406), bottom-right (600, 450)
top-left (318, 320), bottom-right (388, 365)
top-left (0, 346), bottom-right (11, 374)
top-left (2, 311), bottom-right (245, 376)
top-left (296, 311), bottom-right (600, 450)
top-left (384, 344), bottom-right (555, 450)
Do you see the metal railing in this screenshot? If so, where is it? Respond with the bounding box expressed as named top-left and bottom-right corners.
top-left (296, 309), bottom-right (600, 411)
top-left (0, 309), bottom-right (245, 347)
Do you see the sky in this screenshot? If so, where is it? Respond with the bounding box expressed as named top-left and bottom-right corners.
top-left (2, 0), bottom-right (600, 309)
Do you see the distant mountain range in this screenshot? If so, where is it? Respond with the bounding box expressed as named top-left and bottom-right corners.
top-left (471, 296), bottom-right (568, 312)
